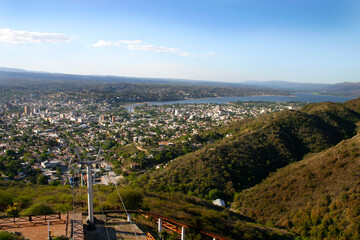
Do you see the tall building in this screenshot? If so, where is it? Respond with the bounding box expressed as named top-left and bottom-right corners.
top-left (24, 105), bottom-right (30, 115)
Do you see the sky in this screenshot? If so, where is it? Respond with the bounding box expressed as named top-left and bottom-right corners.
top-left (0, 0), bottom-right (359, 84)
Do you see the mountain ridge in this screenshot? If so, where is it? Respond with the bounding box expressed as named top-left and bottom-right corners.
top-left (131, 100), bottom-right (360, 200)
top-left (242, 80), bottom-right (360, 97)
top-left (1, 67), bottom-right (359, 97)
top-left (233, 131), bottom-right (360, 239)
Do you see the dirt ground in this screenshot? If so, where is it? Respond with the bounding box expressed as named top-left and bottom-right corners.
top-left (1, 213), bottom-right (149, 240)
top-left (0, 213), bottom-right (70, 240)
top-left (84, 214), bottom-right (147, 240)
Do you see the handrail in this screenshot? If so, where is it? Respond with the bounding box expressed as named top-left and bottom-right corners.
top-left (0, 213), bottom-right (63, 226)
top-left (93, 209), bottom-right (231, 240)
top-left (147, 232), bottom-right (156, 240)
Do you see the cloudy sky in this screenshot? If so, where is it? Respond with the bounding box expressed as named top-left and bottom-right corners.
top-left (0, 0), bottom-right (359, 83)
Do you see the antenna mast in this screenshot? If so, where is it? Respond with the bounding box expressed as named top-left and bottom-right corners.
top-left (75, 147), bottom-right (102, 229)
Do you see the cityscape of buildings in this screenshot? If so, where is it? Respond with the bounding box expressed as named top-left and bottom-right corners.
top-left (0, 95), bottom-right (305, 187)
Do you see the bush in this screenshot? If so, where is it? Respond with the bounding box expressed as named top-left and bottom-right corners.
top-left (0, 191), bottom-right (14, 211)
top-left (0, 231), bottom-right (25, 240)
top-left (52, 236), bottom-right (69, 240)
top-left (5, 203), bottom-right (22, 217)
top-left (112, 188), bottom-right (144, 210)
top-left (22, 202), bottom-right (54, 216)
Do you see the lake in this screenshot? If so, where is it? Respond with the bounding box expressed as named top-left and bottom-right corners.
top-left (124, 93), bottom-right (357, 111)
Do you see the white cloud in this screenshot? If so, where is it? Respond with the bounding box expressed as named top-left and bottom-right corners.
top-left (127, 44), bottom-right (195, 58)
top-left (207, 52), bottom-right (216, 55)
top-left (90, 40), bottom-right (113, 47)
top-left (0, 28), bottom-right (71, 44)
top-left (89, 39), bottom-right (144, 47)
top-left (127, 44), bottom-right (181, 54)
top-left (115, 40), bottom-right (144, 45)
top-left (89, 39), bottom-right (212, 58)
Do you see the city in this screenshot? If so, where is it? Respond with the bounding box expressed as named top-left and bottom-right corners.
top-left (0, 95), bottom-right (305, 187)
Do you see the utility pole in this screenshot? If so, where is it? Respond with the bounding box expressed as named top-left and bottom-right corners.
top-left (75, 147), bottom-right (102, 230)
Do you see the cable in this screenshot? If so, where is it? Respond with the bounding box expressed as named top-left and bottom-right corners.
top-left (111, 176), bottom-right (139, 240)
top-left (69, 158), bottom-right (76, 240)
top-left (95, 181), bottom-right (110, 240)
top-left (72, 180), bottom-right (75, 240)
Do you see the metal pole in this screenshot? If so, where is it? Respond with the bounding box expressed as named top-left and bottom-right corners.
top-left (87, 164), bottom-right (94, 224)
top-left (48, 220), bottom-right (51, 240)
top-left (181, 226), bottom-right (185, 240)
top-left (158, 218), bottom-right (162, 237)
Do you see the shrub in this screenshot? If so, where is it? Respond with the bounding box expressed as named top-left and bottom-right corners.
top-left (0, 231), bottom-right (25, 240)
top-left (111, 188), bottom-right (144, 210)
top-left (5, 203), bottom-right (22, 217)
top-left (22, 202), bottom-right (54, 216)
top-left (0, 191), bottom-right (14, 211)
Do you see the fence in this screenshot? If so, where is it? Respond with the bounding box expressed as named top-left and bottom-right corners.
top-left (147, 232), bottom-right (156, 240)
top-left (96, 210), bottom-right (230, 240)
top-left (0, 213), bottom-right (65, 229)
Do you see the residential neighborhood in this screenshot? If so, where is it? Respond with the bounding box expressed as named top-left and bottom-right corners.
top-left (0, 94), bottom-right (305, 186)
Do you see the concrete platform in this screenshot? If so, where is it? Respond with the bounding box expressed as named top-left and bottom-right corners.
top-left (84, 214), bottom-right (147, 240)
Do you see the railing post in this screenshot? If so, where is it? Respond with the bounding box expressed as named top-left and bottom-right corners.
top-left (158, 218), bottom-right (162, 237)
top-left (29, 215), bottom-right (32, 222)
top-left (181, 226), bottom-right (185, 240)
top-left (59, 212), bottom-right (61, 220)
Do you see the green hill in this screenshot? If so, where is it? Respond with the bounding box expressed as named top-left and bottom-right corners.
top-left (0, 182), bottom-right (294, 240)
top-left (132, 100), bottom-right (360, 200)
top-left (233, 132), bottom-right (360, 239)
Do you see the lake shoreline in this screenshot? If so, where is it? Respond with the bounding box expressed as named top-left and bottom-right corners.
top-left (122, 93), bottom-right (356, 111)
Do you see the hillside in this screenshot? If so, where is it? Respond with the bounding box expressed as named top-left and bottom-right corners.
top-left (325, 82), bottom-right (360, 97)
top-left (0, 182), bottom-right (294, 240)
top-left (233, 132), bottom-right (360, 239)
top-left (242, 81), bottom-right (360, 97)
top-left (132, 100), bottom-right (360, 200)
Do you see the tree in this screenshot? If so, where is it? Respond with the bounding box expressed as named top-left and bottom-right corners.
top-left (37, 174), bottom-right (48, 185)
top-left (5, 203), bottom-right (22, 217)
top-left (0, 191), bottom-right (14, 211)
top-left (112, 188), bottom-right (143, 210)
top-left (22, 202), bottom-right (54, 216)
top-left (5, 149), bottom-right (16, 157)
top-left (0, 231), bottom-right (25, 240)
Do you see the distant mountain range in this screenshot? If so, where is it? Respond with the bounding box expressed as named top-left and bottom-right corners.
top-left (241, 80), bottom-right (330, 91)
top-left (0, 67), bottom-right (252, 89)
top-left (0, 67), bottom-right (359, 96)
top-left (242, 80), bottom-right (360, 96)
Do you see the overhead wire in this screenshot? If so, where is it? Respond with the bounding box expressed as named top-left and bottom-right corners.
top-left (95, 179), bottom-right (110, 240)
top-left (112, 176), bottom-right (139, 240)
top-left (69, 157), bottom-right (76, 240)
top-left (73, 147), bottom-right (139, 240)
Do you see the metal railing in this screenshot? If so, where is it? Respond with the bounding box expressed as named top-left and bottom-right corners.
top-left (0, 213), bottom-right (64, 229)
top-left (94, 210), bottom-right (230, 240)
top-left (147, 232), bottom-right (156, 240)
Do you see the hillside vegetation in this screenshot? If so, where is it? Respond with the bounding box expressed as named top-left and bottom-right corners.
top-left (132, 101), bottom-right (360, 200)
top-left (0, 182), bottom-right (293, 240)
top-left (233, 132), bottom-right (360, 239)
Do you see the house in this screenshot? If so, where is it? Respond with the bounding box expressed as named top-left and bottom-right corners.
top-left (129, 163), bottom-right (140, 170)
top-left (212, 199), bottom-right (226, 207)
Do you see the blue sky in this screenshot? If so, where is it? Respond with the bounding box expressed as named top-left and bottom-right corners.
top-left (0, 0), bottom-right (359, 83)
